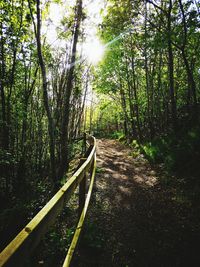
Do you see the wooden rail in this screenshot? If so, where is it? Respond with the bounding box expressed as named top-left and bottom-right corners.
top-left (0, 135), bottom-right (96, 267)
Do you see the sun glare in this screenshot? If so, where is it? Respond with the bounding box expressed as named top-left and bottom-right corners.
top-left (83, 39), bottom-right (105, 65)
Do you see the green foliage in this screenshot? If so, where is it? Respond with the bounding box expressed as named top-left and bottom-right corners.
top-left (0, 0), bottom-right (91, 257)
top-left (68, 139), bottom-right (83, 160)
top-left (92, 0), bottom-right (200, 144)
top-left (0, 149), bottom-right (18, 166)
top-left (47, 226), bottom-right (75, 252)
top-left (130, 150), bottom-right (140, 159)
top-left (1, 0), bottom-right (200, 263)
top-left (96, 167), bottom-right (104, 174)
top-left (128, 140), bottom-right (140, 158)
top-left (141, 127), bottom-right (200, 174)
top-left (86, 94), bottom-right (123, 137)
top-left (142, 142), bottom-right (164, 163)
top-left (130, 140), bottom-right (139, 149)
top-left (110, 131), bottom-right (125, 140)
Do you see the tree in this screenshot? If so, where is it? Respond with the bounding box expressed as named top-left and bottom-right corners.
top-left (58, 0), bottom-right (83, 180)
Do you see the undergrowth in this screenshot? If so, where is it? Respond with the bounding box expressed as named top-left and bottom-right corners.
top-left (140, 126), bottom-right (200, 176)
top-left (126, 126), bottom-right (200, 205)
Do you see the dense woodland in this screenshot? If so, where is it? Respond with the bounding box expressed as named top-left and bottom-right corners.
top-left (93, 0), bottom-right (200, 175)
top-left (0, 0), bottom-right (200, 265)
top-left (95, 0), bottom-right (200, 136)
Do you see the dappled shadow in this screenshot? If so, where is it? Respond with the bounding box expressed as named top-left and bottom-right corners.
top-left (73, 139), bottom-right (200, 267)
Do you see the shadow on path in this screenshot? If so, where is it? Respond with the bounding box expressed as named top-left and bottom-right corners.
top-left (73, 139), bottom-right (200, 267)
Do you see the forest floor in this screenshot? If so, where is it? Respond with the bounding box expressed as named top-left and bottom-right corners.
top-left (72, 139), bottom-right (200, 267)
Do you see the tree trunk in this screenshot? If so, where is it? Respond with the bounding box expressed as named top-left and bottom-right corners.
top-left (181, 50), bottom-right (197, 107)
top-left (167, 0), bottom-right (177, 130)
top-left (29, 0), bottom-right (56, 184)
top-left (58, 0), bottom-right (83, 180)
top-left (178, 0), bottom-right (197, 108)
top-left (0, 22), bottom-right (8, 150)
top-left (144, 3), bottom-right (153, 139)
top-left (119, 75), bottom-right (129, 137)
top-left (125, 56), bottom-right (136, 138)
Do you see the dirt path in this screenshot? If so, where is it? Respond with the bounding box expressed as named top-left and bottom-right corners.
top-left (73, 139), bottom-right (199, 267)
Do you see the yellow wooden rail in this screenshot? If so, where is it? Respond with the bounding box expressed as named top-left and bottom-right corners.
top-left (0, 135), bottom-right (96, 267)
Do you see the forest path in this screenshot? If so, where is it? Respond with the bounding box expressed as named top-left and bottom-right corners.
top-left (73, 139), bottom-right (198, 267)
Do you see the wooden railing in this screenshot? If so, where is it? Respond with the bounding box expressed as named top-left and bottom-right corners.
top-left (0, 135), bottom-right (96, 267)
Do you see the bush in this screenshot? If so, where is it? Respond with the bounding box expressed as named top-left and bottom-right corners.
top-left (140, 126), bottom-right (200, 175)
top-left (109, 131), bottom-right (125, 140)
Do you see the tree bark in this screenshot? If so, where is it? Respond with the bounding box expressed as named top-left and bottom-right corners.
top-left (167, 0), bottom-right (177, 130)
top-left (131, 55), bottom-right (142, 141)
top-left (58, 0), bottom-right (83, 180)
top-left (0, 22), bottom-right (7, 150)
top-left (178, 0), bottom-right (197, 108)
top-left (144, 3), bottom-right (153, 138)
top-left (28, 0), bottom-right (56, 183)
top-left (125, 56), bottom-right (136, 138)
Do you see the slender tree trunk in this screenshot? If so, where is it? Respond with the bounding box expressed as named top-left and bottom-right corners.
top-left (58, 0), bottom-right (83, 180)
top-left (181, 50), bottom-right (197, 106)
top-left (178, 0), bottom-right (197, 108)
top-left (131, 57), bottom-right (142, 141)
top-left (17, 64), bottom-right (39, 184)
top-left (74, 69), bottom-right (89, 137)
top-left (29, 0), bottom-right (56, 183)
top-left (167, 0), bottom-right (177, 130)
top-left (89, 95), bottom-right (93, 134)
top-left (125, 56), bottom-right (136, 138)
top-left (157, 50), bottom-right (163, 132)
top-left (119, 75), bottom-right (129, 137)
top-left (0, 22), bottom-right (7, 150)
top-left (144, 3), bottom-right (154, 139)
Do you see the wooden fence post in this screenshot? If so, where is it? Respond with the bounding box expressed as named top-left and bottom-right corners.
top-left (89, 158), bottom-right (96, 204)
top-left (79, 133), bottom-right (87, 216)
top-left (82, 132), bottom-right (86, 155)
top-left (79, 159), bottom-right (86, 217)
